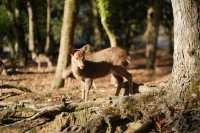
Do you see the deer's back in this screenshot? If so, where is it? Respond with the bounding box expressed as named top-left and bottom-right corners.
top-left (85, 47), bottom-right (128, 65)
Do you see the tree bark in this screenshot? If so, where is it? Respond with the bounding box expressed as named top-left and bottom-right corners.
top-left (90, 0), bottom-right (103, 49)
top-left (171, 0), bottom-right (200, 99)
top-left (96, 0), bottom-right (119, 47)
top-left (14, 2), bottom-right (28, 66)
top-left (5, 0), bottom-right (28, 65)
top-left (45, 0), bottom-right (51, 54)
top-left (144, 0), bottom-right (162, 69)
top-left (27, 0), bottom-right (35, 52)
top-left (51, 0), bottom-right (79, 89)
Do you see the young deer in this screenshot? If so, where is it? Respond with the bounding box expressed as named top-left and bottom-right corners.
top-left (31, 52), bottom-right (53, 70)
top-left (63, 44), bottom-right (131, 86)
top-left (71, 49), bottom-right (133, 101)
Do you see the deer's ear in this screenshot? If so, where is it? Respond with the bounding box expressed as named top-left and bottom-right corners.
top-left (71, 49), bottom-right (79, 55)
top-left (81, 44), bottom-right (91, 52)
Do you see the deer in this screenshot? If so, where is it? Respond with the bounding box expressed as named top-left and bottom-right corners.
top-left (63, 44), bottom-right (131, 87)
top-left (0, 60), bottom-right (7, 75)
top-left (31, 52), bottom-right (53, 70)
top-left (71, 49), bottom-right (133, 101)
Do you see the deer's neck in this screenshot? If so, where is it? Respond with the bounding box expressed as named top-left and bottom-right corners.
top-left (71, 62), bottom-right (84, 80)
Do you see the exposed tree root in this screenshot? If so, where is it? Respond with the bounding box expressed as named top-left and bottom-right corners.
top-left (0, 84), bottom-right (32, 93)
top-left (1, 81), bottom-right (198, 133)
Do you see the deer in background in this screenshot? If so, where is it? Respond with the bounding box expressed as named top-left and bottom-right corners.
top-left (31, 52), bottom-right (53, 70)
top-left (71, 49), bottom-right (133, 101)
top-left (0, 60), bottom-right (7, 75)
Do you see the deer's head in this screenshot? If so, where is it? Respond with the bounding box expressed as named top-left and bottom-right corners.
top-left (71, 50), bottom-right (86, 70)
top-left (31, 52), bottom-right (37, 60)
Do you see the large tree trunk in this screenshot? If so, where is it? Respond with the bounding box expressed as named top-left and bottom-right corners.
top-left (45, 0), bottom-right (51, 54)
top-left (144, 0), bottom-right (162, 69)
top-left (96, 0), bottom-right (119, 47)
top-left (27, 0), bottom-right (35, 52)
top-left (171, 0), bottom-right (200, 99)
top-left (51, 0), bottom-right (79, 89)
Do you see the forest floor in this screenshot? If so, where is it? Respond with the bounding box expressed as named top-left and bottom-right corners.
top-left (0, 47), bottom-right (177, 132)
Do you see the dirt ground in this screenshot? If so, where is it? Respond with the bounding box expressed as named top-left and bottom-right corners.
top-left (0, 48), bottom-right (173, 105)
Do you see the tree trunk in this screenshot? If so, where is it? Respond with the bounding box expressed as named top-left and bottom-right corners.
top-left (45, 0), bottom-right (51, 54)
top-left (5, 0), bottom-right (28, 65)
top-left (171, 0), bottom-right (200, 99)
top-left (0, 40), bottom-right (3, 54)
top-left (90, 0), bottom-right (102, 49)
top-left (51, 0), bottom-right (79, 89)
top-left (144, 0), bottom-right (162, 69)
top-left (14, 3), bottom-right (28, 66)
top-left (5, 5), bottom-right (16, 58)
top-left (168, 26), bottom-right (174, 54)
top-left (27, 0), bottom-right (35, 52)
top-left (96, 0), bottom-right (119, 47)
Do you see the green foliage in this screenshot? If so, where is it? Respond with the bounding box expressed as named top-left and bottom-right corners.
top-left (0, 0), bottom-right (173, 51)
top-left (96, 0), bottom-right (111, 21)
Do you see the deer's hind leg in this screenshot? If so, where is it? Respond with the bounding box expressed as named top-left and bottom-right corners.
top-left (113, 66), bottom-right (133, 96)
top-left (112, 74), bottom-right (123, 96)
top-left (47, 58), bottom-right (53, 69)
top-left (38, 62), bottom-right (41, 71)
top-left (84, 78), bottom-right (93, 102)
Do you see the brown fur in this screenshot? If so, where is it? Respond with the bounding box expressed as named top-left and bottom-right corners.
top-left (71, 49), bottom-right (132, 101)
top-left (82, 44), bottom-right (130, 67)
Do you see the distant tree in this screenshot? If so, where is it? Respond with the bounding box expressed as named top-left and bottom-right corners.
top-left (171, 0), bottom-right (200, 100)
top-left (168, 26), bottom-right (173, 54)
top-left (89, 0), bottom-right (103, 49)
top-left (144, 0), bottom-right (162, 69)
top-left (96, 0), bottom-right (120, 47)
top-left (45, 0), bottom-right (51, 53)
top-left (27, 0), bottom-right (35, 52)
top-left (161, 0), bottom-right (173, 54)
top-left (4, 0), bottom-right (28, 65)
top-left (51, 0), bottom-right (79, 89)
top-left (32, 0), bottom-right (46, 53)
top-left (50, 0), bottom-right (64, 47)
top-left (0, 4), bottom-right (12, 55)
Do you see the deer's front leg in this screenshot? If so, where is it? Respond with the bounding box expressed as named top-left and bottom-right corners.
top-left (127, 74), bottom-right (133, 96)
top-left (84, 78), bottom-right (93, 102)
top-left (38, 62), bottom-right (41, 71)
top-left (47, 59), bottom-right (53, 69)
